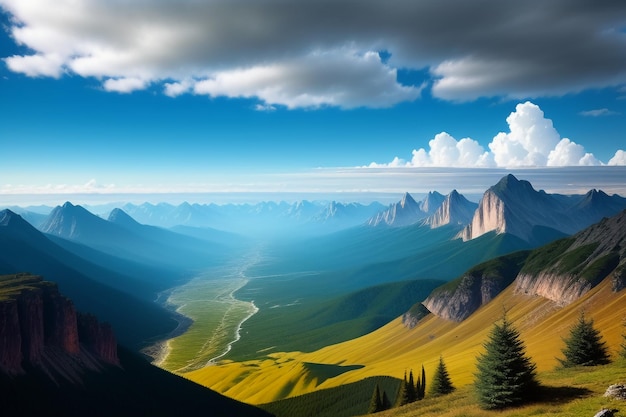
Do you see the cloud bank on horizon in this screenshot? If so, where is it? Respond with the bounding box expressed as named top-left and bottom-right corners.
top-left (2, 0), bottom-right (626, 109)
top-left (367, 102), bottom-right (626, 168)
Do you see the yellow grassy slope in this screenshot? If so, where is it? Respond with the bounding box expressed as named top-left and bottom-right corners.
top-left (186, 278), bottom-right (626, 405)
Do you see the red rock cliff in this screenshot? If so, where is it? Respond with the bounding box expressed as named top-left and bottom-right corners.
top-left (0, 273), bottom-right (119, 376)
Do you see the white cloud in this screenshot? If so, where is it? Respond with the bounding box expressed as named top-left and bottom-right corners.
top-left (4, 53), bottom-right (64, 78)
top-left (193, 50), bottom-right (422, 109)
top-left (608, 150), bottom-right (626, 165)
top-left (410, 132), bottom-right (495, 167)
top-left (489, 101), bottom-right (561, 167)
top-left (579, 108), bottom-right (620, 117)
top-left (254, 104), bottom-right (277, 112)
top-left (103, 77), bottom-right (148, 93)
top-left (370, 101), bottom-right (620, 168)
top-left (547, 139), bottom-right (600, 166)
top-left (164, 80), bottom-right (192, 97)
top-left (2, 0), bottom-right (626, 105)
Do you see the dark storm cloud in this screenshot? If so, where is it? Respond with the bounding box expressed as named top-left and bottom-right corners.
top-left (2, 0), bottom-right (625, 105)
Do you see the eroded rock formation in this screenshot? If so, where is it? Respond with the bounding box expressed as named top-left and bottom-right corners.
top-left (0, 273), bottom-right (118, 377)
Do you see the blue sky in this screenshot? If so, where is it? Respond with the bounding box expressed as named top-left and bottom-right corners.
top-left (1, 1), bottom-right (625, 205)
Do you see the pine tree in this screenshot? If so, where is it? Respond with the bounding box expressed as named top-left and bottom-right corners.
top-left (430, 355), bottom-right (455, 396)
top-left (395, 372), bottom-right (410, 407)
top-left (475, 315), bottom-right (539, 409)
top-left (415, 365), bottom-right (426, 400)
top-left (368, 384), bottom-right (383, 414)
top-left (407, 369), bottom-right (417, 402)
top-left (558, 311), bottom-right (610, 367)
top-left (381, 390), bottom-right (391, 411)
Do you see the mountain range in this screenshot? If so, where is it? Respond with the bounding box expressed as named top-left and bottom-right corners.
top-left (459, 174), bottom-right (626, 242)
top-left (2, 174), bottom-right (626, 416)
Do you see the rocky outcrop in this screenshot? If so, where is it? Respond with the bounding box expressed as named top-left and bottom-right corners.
top-left (77, 313), bottom-right (118, 364)
top-left (368, 191), bottom-right (445, 227)
top-left (424, 190), bottom-right (477, 229)
top-left (423, 272), bottom-right (515, 322)
top-left (0, 273), bottom-right (119, 377)
top-left (0, 299), bottom-right (22, 374)
top-left (514, 273), bottom-right (593, 305)
top-left (604, 384), bottom-right (626, 400)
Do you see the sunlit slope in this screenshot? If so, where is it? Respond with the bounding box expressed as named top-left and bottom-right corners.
top-left (186, 278), bottom-right (626, 405)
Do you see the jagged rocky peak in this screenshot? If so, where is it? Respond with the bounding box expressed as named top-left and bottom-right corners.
top-left (420, 191), bottom-right (445, 214)
top-left (424, 190), bottom-right (477, 228)
top-left (400, 192), bottom-right (417, 208)
top-left (0, 273), bottom-right (118, 377)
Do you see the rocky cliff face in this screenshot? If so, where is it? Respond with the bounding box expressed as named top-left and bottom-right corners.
top-left (514, 272), bottom-right (593, 305)
top-left (422, 271), bottom-right (516, 322)
top-left (459, 175), bottom-right (626, 243)
top-left (0, 273), bottom-right (118, 377)
top-left (368, 192), bottom-right (446, 227)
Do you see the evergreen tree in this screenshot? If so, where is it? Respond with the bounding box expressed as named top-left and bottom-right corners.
top-left (407, 370), bottom-right (417, 402)
top-left (558, 311), bottom-right (610, 367)
top-left (368, 384), bottom-right (383, 414)
top-left (475, 315), bottom-right (539, 409)
top-left (381, 390), bottom-right (392, 411)
top-left (420, 365), bottom-right (426, 399)
top-left (430, 355), bottom-right (455, 396)
top-left (395, 372), bottom-right (410, 407)
top-left (415, 365), bottom-right (426, 400)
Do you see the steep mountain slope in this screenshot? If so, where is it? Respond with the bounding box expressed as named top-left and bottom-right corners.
top-left (0, 209), bottom-right (178, 349)
top-left (460, 174), bottom-right (626, 242)
top-left (515, 208), bottom-right (626, 304)
top-left (423, 190), bottom-right (477, 228)
top-left (186, 263), bottom-right (626, 406)
top-left (0, 273), bottom-right (271, 417)
top-left (424, 209), bottom-right (626, 321)
top-left (367, 192), bottom-right (444, 227)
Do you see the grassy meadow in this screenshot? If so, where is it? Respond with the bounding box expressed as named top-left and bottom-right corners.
top-left (186, 278), bottom-right (626, 408)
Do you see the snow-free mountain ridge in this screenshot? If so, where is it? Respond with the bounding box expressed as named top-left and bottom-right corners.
top-left (459, 174), bottom-right (626, 242)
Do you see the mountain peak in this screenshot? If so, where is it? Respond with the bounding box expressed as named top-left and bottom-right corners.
top-left (108, 208), bottom-right (140, 228)
top-left (400, 192), bottom-right (417, 208)
top-left (0, 209), bottom-right (20, 226)
top-left (420, 191), bottom-right (445, 214)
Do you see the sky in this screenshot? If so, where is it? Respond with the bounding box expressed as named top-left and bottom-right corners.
top-left (1, 0), bottom-right (625, 206)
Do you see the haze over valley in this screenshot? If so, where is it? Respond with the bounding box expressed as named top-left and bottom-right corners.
top-left (2, 173), bottom-right (626, 416)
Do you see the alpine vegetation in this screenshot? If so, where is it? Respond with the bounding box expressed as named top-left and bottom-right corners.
top-left (475, 314), bottom-right (539, 409)
top-left (558, 311), bottom-right (611, 367)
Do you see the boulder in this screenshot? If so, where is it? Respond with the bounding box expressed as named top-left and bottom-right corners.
top-left (604, 384), bottom-right (626, 400)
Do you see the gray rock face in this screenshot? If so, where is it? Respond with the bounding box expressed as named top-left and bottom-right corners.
top-left (593, 408), bottom-right (619, 417)
top-left (604, 384), bottom-right (626, 400)
top-left (514, 272), bottom-right (593, 306)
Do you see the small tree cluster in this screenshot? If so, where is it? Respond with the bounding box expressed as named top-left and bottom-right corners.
top-left (558, 312), bottom-right (610, 367)
top-left (367, 384), bottom-right (391, 414)
top-left (396, 366), bottom-right (426, 407)
top-left (475, 314), bottom-right (539, 410)
top-left (430, 355), bottom-right (455, 396)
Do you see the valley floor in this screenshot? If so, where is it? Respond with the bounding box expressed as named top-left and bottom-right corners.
top-left (150, 249), bottom-right (262, 373)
